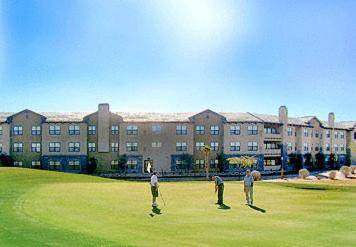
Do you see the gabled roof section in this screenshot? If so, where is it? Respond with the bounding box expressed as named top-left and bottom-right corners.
top-left (43, 112), bottom-right (89, 122)
top-left (189, 109), bottom-right (227, 122)
top-left (247, 113), bottom-right (280, 123)
top-left (221, 112), bottom-right (263, 122)
top-left (0, 112), bottom-right (12, 123)
top-left (6, 109), bottom-right (46, 123)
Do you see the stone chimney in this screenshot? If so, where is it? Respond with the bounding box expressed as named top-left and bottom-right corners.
top-left (279, 105), bottom-right (288, 124)
top-left (98, 103), bottom-right (110, 152)
top-left (98, 103), bottom-right (109, 113)
top-left (328, 112), bottom-right (335, 128)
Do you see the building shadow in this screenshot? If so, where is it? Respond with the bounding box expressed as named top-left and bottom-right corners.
top-left (149, 207), bottom-right (162, 217)
top-left (218, 204), bottom-right (231, 210)
top-left (248, 204), bottom-right (266, 213)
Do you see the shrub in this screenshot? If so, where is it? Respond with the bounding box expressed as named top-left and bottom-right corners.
top-left (299, 168), bottom-right (309, 179)
top-left (340, 166), bottom-right (351, 177)
top-left (350, 165), bottom-right (356, 174)
top-left (251, 170), bottom-right (261, 181)
top-left (328, 170), bottom-right (337, 180)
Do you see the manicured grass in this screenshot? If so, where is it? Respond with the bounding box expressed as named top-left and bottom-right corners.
top-left (0, 168), bottom-right (355, 247)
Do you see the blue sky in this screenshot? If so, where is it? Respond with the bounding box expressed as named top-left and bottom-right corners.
top-left (0, 0), bottom-right (355, 120)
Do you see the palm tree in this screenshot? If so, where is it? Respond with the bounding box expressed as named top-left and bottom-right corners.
top-left (203, 145), bottom-right (211, 180)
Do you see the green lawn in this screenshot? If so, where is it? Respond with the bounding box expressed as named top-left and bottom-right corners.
top-left (0, 168), bottom-right (355, 247)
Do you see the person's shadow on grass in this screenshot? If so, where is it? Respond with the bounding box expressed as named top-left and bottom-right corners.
top-left (149, 207), bottom-right (162, 217)
top-left (218, 204), bottom-right (231, 210)
top-left (248, 204), bottom-right (266, 213)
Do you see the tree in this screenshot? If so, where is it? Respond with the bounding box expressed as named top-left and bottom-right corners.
top-left (0, 154), bottom-right (14, 167)
top-left (203, 145), bottom-right (211, 180)
top-left (87, 157), bottom-right (98, 174)
top-left (181, 153), bottom-right (193, 172)
top-left (216, 151), bottom-right (227, 173)
top-left (288, 153), bottom-right (303, 171)
top-left (118, 154), bottom-right (128, 173)
top-left (303, 153), bottom-right (312, 168)
top-left (315, 152), bottom-right (325, 170)
top-left (328, 153), bottom-right (336, 169)
top-left (345, 148), bottom-right (351, 166)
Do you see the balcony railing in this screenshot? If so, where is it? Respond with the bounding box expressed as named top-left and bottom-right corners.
top-left (263, 149), bottom-right (281, 156)
top-left (264, 133), bottom-right (282, 140)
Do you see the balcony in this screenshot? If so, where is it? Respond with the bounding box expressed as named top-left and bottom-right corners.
top-left (264, 133), bottom-right (282, 141)
top-left (263, 149), bottom-right (281, 156)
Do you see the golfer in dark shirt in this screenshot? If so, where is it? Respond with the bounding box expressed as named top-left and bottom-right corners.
top-left (211, 175), bottom-right (224, 205)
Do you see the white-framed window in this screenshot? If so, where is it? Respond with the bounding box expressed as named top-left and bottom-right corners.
top-left (315, 145), bottom-right (319, 152)
top-left (176, 142), bottom-right (187, 151)
top-left (68, 160), bottom-right (80, 170)
top-left (315, 131), bottom-right (319, 138)
top-left (265, 142), bottom-right (279, 150)
top-left (340, 144), bottom-right (345, 152)
top-left (334, 131), bottom-right (338, 139)
top-left (49, 125), bottom-right (61, 135)
top-left (152, 125), bottom-right (162, 133)
top-left (303, 128), bottom-right (308, 137)
top-left (111, 142), bottom-right (119, 152)
top-left (340, 132), bottom-right (345, 139)
top-left (334, 144), bottom-right (338, 152)
top-left (69, 125), bottom-right (80, 135)
top-left (14, 161), bottom-right (23, 167)
top-left (31, 161), bottom-right (41, 168)
top-left (111, 160), bottom-right (119, 170)
top-left (195, 142), bottom-right (204, 151)
top-left (68, 142), bottom-right (80, 152)
top-left (211, 142), bottom-right (219, 151)
top-left (49, 160), bottom-right (61, 170)
top-left (111, 125), bottom-right (119, 135)
top-left (248, 125), bottom-right (257, 135)
top-left (88, 142), bottom-right (96, 152)
top-left (247, 141), bottom-right (258, 151)
top-left (326, 130), bottom-right (330, 138)
top-left (195, 125), bottom-right (205, 135)
top-left (127, 125), bottom-right (138, 135)
top-left (210, 125), bottom-right (219, 135)
top-left (326, 143), bottom-right (330, 151)
top-left (49, 142), bottom-right (61, 152)
top-left (13, 142), bottom-right (23, 152)
top-left (303, 143), bottom-right (308, 151)
top-left (31, 126), bottom-right (41, 135)
top-left (151, 142), bottom-right (162, 148)
top-left (88, 125), bottom-right (96, 135)
top-left (126, 142), bottom-right (138, 152)
top-left (176, 125), bottom-right (187, 135)
top-left (230, 125), bottom-right (240, 135)
top-left (0, 126), bottom-right (2, 135)
top-left (287, 127), bottom-right (292, 136)
top-left (264, 159), bottom-right (276, 166)
top-left (210, 159), bottom-right (218, 168)
top-left (230, 142), bottom-right (240, 151)
top-left (13, 126), bottom-right (23, 135)
top-left (31, 142), bottom-right (41, 153)
top-left (127, 159), bottom-right (138, 169)
top-left (264, 127), bottom-right (278, 134)
top-left (287, 143), bottom-right (292, 151)
top-left (195, 159), bottom-right (205, 169)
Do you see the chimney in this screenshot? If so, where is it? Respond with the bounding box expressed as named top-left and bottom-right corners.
top-left (98, 103), bottom-right (109, 113)
top-left (328, 112), bottom-right (335, 128)
top-left (279, 105), bottom-right (288, 123)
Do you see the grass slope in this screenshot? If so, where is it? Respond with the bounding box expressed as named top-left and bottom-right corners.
top-left (0, 167), bottom-right (355, 247)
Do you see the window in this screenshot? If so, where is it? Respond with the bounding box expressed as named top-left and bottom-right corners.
top-left (0, 126), bottom-right (2, 135)
top-left (354, 132), bottom-right (356, 140)
top-left (13, 126), bottom-right (23, 135)
top-left (31, 126), bottom-right (41, 135)
top-left (334, 144), bottom-right (338, 152)
top-left (248, 142), bottom-right (258, 151)
top-left (195, 142), bottom-right (204, 151)
top-left (326, 130), bottom-right (330, 138)
top-left (195, 125), bottom-right (205, 135)
top-left (127, 125), bottom-right (138, 135)
top-left (264, 142), bottom-right (279, 150)
top-left (88, 125), bottom-right (96, 135)
top-left (31, 161), bottom-right (41, 168)
top-left (210, 125), bottom-right (219, 135)
top-left (49, 142), bottom-right (61, 152)
top-left (111, 125), bottom-right (119, 135)
top-left (287, 143), bottom-right (292, 151)
top-left (303, 143), bottom-right (308, 152)
top-left (127, 159), bottom-right (138, 169)
top-left (176, 125), bottom-right (187, 135)
top-left (13, 143), bottom-right (23, 152)
top-left (68, 160), bottom-right (80, 170)
top-left (88, 142), bottom-right (96, 152)
top-left (315, 131), bottom-right (319, 138)
top-left (210, 159), bottom-right (218, 168)
top-left (303, 128), bottom-right (308, 137)
top-left (340, 144), bottom-right (345, 152)
top-left (0, 143), bottom-right (2, 152)
top-left (111, 160), bottom-right (119, 170)
top-left (334, 131), bottom-right (338, 139)
top-left (211, 142), bottom-right (219, 151)
top-left (126, 142), bottom-right (138, 152)
top-left (49, 161), bottom-right (61, 170)
top-left (151, 142), bottom-right (162, 148)
top-left (14, 161), bottom-right (23, 167)
top-left (287, 127), bottom-right (292, 136)
top-left (248, 125), bottom-right (258, 135)
top-left (176, 142), bottom-right (187, 151)
top-left (152, 125), bottom-right (161, 133)
top-left (195, 159), bottom-right (205, 169)
top-left (49, 125), bottom-right (61, 135)
top-left (230, 125), bottom-right (240, 135)
top-left (31, 142), bottom-right (41, 153)
top-left (326, 143), bottom-right (330, 152)
top-left (111, 142), bottom-right (119, 152)
top-left (264, 127), bottom-right (278, 134)
top-left (230, 142), bottom-right (240, 151)
top-left (68, 142), bottom-right (80, 152)
top-left (340, 132), bottom-right (344, 139)
top-left (69, 125), bottom-right (80, 135)
top-left (315, 145), bottom-right (319, 152)
top-left (264, 159), bottom-right (276, 166)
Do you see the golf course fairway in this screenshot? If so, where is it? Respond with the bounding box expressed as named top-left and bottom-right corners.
top-left (0, 167), bottom-right (355, 247)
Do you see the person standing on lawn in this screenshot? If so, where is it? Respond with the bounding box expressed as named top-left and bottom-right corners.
top-left (211, 175), bottom-right (224, 205)
top-left (244, 169), bottom-right (254, 205)
top-left (150, 171), bottom-right (159, 207)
